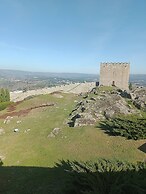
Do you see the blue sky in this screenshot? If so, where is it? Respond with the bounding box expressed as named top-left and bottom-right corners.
top-left (0, 0), bottom-right (146, 74)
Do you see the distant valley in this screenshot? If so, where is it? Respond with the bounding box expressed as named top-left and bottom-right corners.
top-left (0, 69), bottom-right (145, 91)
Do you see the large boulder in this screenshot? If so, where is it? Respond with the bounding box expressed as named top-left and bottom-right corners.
top-left (74, 113), bottom-right (96, 127)
top-left (131, 88), bottom-right (146, 111)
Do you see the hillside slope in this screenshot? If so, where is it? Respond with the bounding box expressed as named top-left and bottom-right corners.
top-left (0, 90), bottom-right (146, 194)
top-left (0, 91), bottom-right (145, 167)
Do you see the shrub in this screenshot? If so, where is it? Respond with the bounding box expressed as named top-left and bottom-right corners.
top-left (0, 101), bottom-right (11, 111)
top-left (129, 82), bottom-right (133, 90)
top-left (62, 159), bottom-right (146, 194)
top-left (100, 115), bottom-right (146, 140)
top-left (0, 88), bottom-right (10, 102)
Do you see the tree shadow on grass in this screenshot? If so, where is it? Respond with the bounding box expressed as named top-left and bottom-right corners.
top-left (0, 160), bottom-right (71, 194)
top-left (138, 143), bottom-right (146, 154)
top-left (0, 159), bottom-right (146, 194)
top-left (98, 117), bottom-right (146, 140)
top-left (98, 120), bottom-right (116, 136)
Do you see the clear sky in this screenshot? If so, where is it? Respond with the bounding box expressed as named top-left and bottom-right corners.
top-left (0, 0), bottom-right (146, 74)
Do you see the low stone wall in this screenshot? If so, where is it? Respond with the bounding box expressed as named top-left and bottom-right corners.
top-left (10, 82), bottom-right (95, 102)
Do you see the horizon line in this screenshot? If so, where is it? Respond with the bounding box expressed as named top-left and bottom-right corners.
top-left (0, 68), bottom-right (146, 75)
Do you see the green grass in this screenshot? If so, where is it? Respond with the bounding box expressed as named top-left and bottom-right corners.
top-left (98, 86), bottom-right (115, 91)
top-left (0, 101), bottom-right (12, 111)
top-left (0, 93), bottom-right (145, 167)
top-left (0, 92), bottom-right (146, 193)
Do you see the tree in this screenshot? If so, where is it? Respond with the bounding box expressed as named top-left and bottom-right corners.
top-left (129, 83), bottom-right (133, 90)
top-left (5, 89), bottom-right (10, 102)
top-left (100, 116), bottom-right (146, 140)
top-left (0, 88), bottom-right (5, 102)
top-left (0, 88), bottom-right (10, 102)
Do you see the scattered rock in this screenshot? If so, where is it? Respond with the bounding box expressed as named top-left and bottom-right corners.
top-left (61, 136), bottom-right (67, 139)
top-left (83, 95), bottom-right (88, 99)
top-left (90, 97), bottom-right (96, 101)
top-left (53, 128), bottom-right (60, 134)
top-left (14, 128), bottom-right (19, 132)
top-left (48, 128), bottom-right (61, 138)
top-left (17, 120), bottom-right (21, 124)
top-left (0, 155), bottom-right (5, 160)
top-left (0, 128), bottom-right (5, 135)
top-left (48, 133), bottom-right (55, 138)
top-left (24, 129), bottom-right (31, 133)
top-left (4, 116), bottom-right (13, 124)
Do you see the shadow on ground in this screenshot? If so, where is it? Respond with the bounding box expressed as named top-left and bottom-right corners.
top-left (98, 116), bottom-right (146, 141)
top-left (98, 121), bottom-right (114, 136)
top-left (0, 159), bottom-right (146, 194)
top-left (139, 143), bottom-right (146, 154)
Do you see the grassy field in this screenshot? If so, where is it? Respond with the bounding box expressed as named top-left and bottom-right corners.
top-left (0, 92), bottom-right (146, 193)
top-left (0, 92), bottom-right (145, 166)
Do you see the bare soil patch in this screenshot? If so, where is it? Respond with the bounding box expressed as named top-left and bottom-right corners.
top-left (7, 101), bottom-right (23, 112)
top-left (0, 103), bottom-right (55, 119)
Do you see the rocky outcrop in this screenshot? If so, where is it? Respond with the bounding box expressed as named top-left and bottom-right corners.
top-left (68, 87), bottom-right (137, 127)
top-left (130, 88), bottom-right (146, 111)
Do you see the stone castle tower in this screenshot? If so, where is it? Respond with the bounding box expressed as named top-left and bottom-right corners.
top-left (99, 62), bottom-right (130, 90)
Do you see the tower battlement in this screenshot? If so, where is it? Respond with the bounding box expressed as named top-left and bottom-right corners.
top-left (101, 62), bottom-right (130, 67)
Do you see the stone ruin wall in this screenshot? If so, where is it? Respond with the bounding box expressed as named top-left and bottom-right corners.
top-left (100, 63), bottom-right (130, 90)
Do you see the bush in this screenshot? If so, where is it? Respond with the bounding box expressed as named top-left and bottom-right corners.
top-left (0, 101), bottom-right (11, 111)
top-left (0, 88), bottom-right (10, 102)
top-left (62, 159), bottom-right (146, 194)
top-left (129, 82), bottom-right (133, 90)
top-left (100, 115), bottom-right (146, 140)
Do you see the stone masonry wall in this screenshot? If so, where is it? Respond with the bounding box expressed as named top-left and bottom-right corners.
top-left (99, 63), bottom-right (130, 90)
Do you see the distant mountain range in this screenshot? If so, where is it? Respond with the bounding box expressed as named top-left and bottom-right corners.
top-left (0, 69), bottom-right (98, 80)
top-left (0, 68), bottom-right (145, 79)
